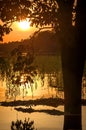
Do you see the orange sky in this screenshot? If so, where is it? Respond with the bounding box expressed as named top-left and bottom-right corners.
top-left (2, 22), bottom-right (37, 43)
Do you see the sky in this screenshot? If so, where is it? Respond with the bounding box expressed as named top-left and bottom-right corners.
top-left (2, 21), bottom-right (37, 43)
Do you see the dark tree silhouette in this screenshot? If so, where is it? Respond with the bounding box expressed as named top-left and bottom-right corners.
top-left (57, 0), bottom-right (86, 130)
top-left (0, 0), bottom-right (86, 130)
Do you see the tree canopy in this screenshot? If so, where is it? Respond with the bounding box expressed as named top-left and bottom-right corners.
top-left (0, 0), bottom-right (59, 41)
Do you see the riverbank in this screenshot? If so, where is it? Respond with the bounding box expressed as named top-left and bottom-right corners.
top-left (0, 97), bottom-right (64, 107)
top-left (0, 97), bottom-right (86, 107)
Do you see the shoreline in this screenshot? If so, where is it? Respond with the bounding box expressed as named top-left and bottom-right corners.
top-left (0, 97), bottom-right (64, 107)
top-left (0, 97), bottom-right (86, 107)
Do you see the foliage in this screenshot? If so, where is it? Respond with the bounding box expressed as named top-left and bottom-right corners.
top-left (0, 44), bottom-right (37, 100)
top-left (0, 57), bottom-right (9, 79)
top-left (33, 55), bottom-right (61, 73)
top-left (0, 24), bottom-right (12, 41)
top-left (10, 47), bottom-right (37, 85)
top-left (11, 118), bottom-right (37, 130)
top-left (0, 0), bottom-right (58, 25)
top-left (0, 0), bottom-right (59, 41)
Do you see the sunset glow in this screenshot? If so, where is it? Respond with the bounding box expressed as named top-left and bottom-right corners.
top-left (18, 19), bottom-right (31, 30)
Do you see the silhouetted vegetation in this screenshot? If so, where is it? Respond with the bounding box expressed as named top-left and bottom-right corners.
top-left (14, 107), bottom-right (64, 116)
top-left (11, 118), bottom-right (37, 130)
top-left (0, 43), bottom-right (38, 100)
top-left (0, 31), bottom-right (59, 55)
top-left (0, 97), bottom-right (64, 107)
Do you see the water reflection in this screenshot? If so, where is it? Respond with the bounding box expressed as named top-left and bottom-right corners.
top-left (0, 72), bottom-right (64, 101)
top-left (0, 73), bottom-right (86, 130)
top-left (0, 105), bottom-right (64, 130)
top-left (0, 105), bottom-right (86, 130)
top-left (0, 73), bottom-right (86, 102)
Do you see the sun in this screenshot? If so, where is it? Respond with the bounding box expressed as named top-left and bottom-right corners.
top-left (18, 19), bottom-right (31, 31)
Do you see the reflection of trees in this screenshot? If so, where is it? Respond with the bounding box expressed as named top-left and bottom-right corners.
top-left (0, 44), bottom-right (37, 100)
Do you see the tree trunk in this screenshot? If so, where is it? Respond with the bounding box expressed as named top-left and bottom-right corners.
top-left (57, 0), bottom-right (86, 130)
top-left (62, 44), bottom-right (85, 130)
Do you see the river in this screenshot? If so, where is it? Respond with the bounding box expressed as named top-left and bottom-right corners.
top-left (0, 77), bottom-right (86, 130)
top-left (0, 105), bottom-right (86, 130)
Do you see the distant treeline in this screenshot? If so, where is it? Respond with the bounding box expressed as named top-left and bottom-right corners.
top-left (0, 30), bottom-right (86, 75)
top-left (0, 31), bottom-right (60, 57)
